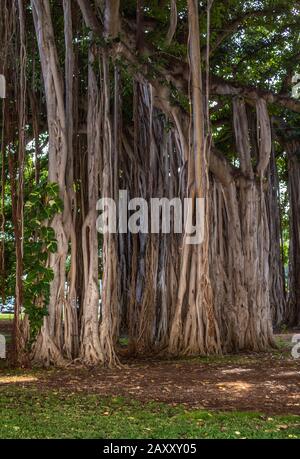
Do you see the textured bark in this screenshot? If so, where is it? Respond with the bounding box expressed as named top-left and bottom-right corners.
top-left (98, 53), bottom-right (120, 367)
top-left (76, 0), bottom-right (120, 367)
top-left (286, 140), bottom-right (300, 326)
top-left (121, 73), bottom-right (275, 358)
top-left (228, 97), bottom-right (274, 349)
top-left (63, 0), bottom-right (79, 360)
top-left (31, 0), bottom-right (76, 365)
top-left (80, 47), bottom-right (103, 365)
top-left (125, 83), bottom-right (180, 354)
top-left (104, 0), bottom-right (120, 39)
top-left (166, 0), bottom-right (177, 44)
top-left (168, 0), bottom-right (221, 356)
top-left (266, 140), bottom-right (286, 327)
top-left (210, 172), bottom-right (274, 350)
top-left (13, 0), bottom-right (26, 364)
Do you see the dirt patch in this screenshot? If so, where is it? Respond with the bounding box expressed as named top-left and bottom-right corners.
top-left (0, 324), bottom-right (299, 415)
top-left (41, 355), bottom-right (300, 415)
top-left (1, 353), bottom-right (299, 415)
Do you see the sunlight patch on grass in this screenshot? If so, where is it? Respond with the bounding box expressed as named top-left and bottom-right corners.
top-left (0, 314), bottom-right (14, 321)
top-left (0, 375), bottom-right (38, 384)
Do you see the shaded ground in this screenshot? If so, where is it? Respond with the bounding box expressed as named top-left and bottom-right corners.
top-left (0, 319), bottom-right (299, 416)
top-left (0, 318), bottom-right (13, 335)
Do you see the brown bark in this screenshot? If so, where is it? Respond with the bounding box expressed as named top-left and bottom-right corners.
top-left (31, 0), bottom-right (76, 365)
top-left (286, 140), bottom-right (300, 326)
top-left (168, 0), bottom-right (221, 356)
top-left (266, 138), bottom-right (286, 327)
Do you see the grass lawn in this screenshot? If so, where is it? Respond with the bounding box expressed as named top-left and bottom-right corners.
top-left (0, 314), bottom-right (13, 321)
top-left (0, 334), bottom-right (299, 439)
top-left (0, 386), bottom-right (299, 439)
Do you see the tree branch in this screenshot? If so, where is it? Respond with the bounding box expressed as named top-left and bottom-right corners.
top-left (76, 0), bottom-right (102, 35)
top-left (210, 75), bottom-right (300, 113)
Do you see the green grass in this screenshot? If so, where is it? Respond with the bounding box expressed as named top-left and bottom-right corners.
top-left (0, 314), bottom-right (13, 320)
top-left (0, 386), bottom-right (299, 439)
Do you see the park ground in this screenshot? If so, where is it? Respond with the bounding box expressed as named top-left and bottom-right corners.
top-left (0, 315), bottom-right (299, 439)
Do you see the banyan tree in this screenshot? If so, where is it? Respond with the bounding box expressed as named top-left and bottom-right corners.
top-left (0, 0), bottom-right (300, 367)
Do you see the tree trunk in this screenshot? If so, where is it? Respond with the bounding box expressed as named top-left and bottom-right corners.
top-left (80, 47), bottom-right (103, 365)
top-left (286, 140), bottom-right (300, 326)
top-left (168, 0), bottom-right (221, 355)
top-left (98, 53), bottom-right (120, 367)
top-left (266, 139), bottom-right (286, 327)
top-left (31, 0), bottom-right (74, 365)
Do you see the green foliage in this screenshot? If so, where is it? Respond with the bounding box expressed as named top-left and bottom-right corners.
top-left (23, 182), bottom-right (63, 345)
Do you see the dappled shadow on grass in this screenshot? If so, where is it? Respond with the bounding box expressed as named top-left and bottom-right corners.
top-left (0, 386), bottom-right (300, 439)
top-left (0, 389), bottom-right (299, 439)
